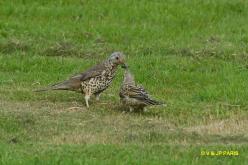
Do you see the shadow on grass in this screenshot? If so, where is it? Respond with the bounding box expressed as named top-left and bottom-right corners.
top-left (0, 38), bottom-right (29, 54)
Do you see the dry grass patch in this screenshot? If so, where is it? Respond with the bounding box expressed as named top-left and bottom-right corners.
top-left (0, 100), bottom-right (176, 144)
top-left (185, 118), bottom-right (248, 136)
top-left (1, 100), bottom-right (248, 145)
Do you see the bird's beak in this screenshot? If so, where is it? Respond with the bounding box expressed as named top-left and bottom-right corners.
top-left (121, 63), bottom-right (128, 69)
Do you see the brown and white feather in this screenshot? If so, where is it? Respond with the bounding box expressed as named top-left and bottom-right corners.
top-left (120, 69), bottom-right (163, 110)
top-left (35, 52), bottom-right (126, 108)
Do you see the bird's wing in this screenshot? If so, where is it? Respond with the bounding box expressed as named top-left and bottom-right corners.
top-left (34, 62), bottom-right (107, 92)
top-left (127, 85), bottom-right (150, 99)
top-left (71, 62), bottom-right (107, 81)
top-left (126, 85), bottom-right (162, 105)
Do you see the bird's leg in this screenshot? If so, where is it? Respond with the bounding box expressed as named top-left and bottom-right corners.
top-left (85, 95), bottom-right (90, 108)
top-left (80, 86), bottom-right (90, 108)
top-left (95, 93), bottom-right (101, 101)
top-left (129, 106), bottom-right (134, 112)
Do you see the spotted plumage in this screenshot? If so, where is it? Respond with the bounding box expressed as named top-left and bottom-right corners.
top-left (119, 66), bottom-right (164, 111)
top-left (35, 52), bottom-right (126, 108)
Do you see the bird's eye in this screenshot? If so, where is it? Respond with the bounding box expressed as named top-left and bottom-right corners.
top-left (116, 56), bottom-right (119, 60)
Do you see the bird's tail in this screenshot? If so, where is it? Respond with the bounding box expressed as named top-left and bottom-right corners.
top-left (34, 80), bottom-right (76, 92)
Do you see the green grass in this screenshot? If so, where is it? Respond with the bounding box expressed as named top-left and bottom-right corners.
top-left (1, 0), bottom-right (248, 164)
top-left (0, 143), bottom-right (247, 165)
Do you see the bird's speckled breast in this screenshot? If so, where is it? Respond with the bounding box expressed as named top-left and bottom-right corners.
top-left (80, 65), bottom-right (118, 95)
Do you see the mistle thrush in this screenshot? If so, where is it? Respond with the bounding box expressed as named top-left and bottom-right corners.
top-left (35, 52), bottom-right (126, 108)
top-left (119, 65), bottom-right (163, 111)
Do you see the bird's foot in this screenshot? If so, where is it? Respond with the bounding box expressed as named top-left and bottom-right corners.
top-left (143, 107), bottom-right (148, 112)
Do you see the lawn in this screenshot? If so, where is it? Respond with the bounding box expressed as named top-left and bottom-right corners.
top-left (1, 0), bottom-right (248, 164)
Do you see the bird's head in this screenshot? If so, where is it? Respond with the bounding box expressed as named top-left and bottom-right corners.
top-left (122, 65), bottom-right (135, 86)
top-left (109, 52), bottom-right (126, 67)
